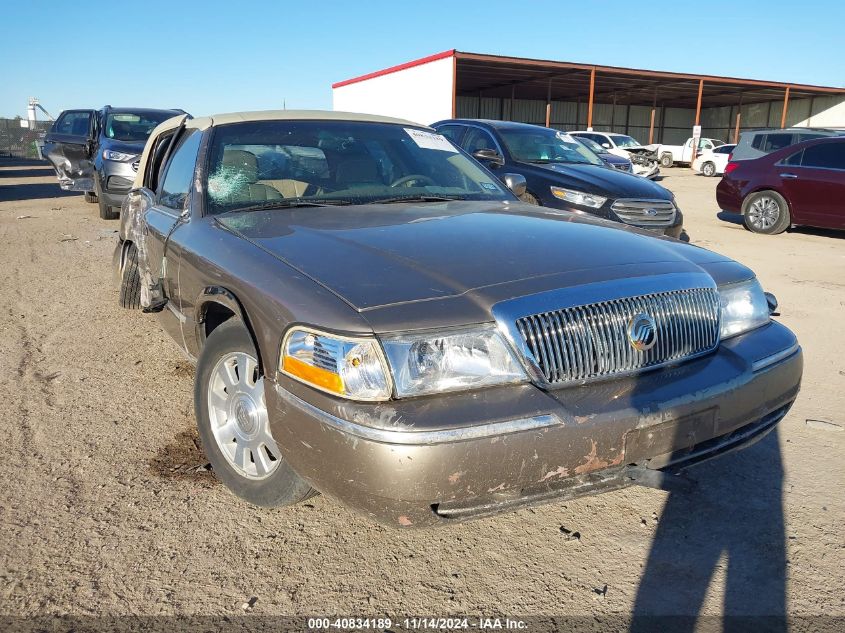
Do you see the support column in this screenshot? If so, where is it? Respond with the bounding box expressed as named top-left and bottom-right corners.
top-left (648, 91), bottom-right (657, 144)
top-left (692, 79), bottom-right (704, 165)
top-left (734, 93), bottom-right (743, 144)
top-left (586, 67), bottom-right (596, 130)
top-left (610, 94), bottom-right (617, 131)
top-left (510, 85), bottom-right (515, 120)
top-left (780, 86), bottom-right (791, 128)
top-left (545, 78), bottom-right (551, 127)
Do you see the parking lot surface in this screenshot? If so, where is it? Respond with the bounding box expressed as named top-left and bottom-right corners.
top-left (1, 161), bottom-right (843, 622)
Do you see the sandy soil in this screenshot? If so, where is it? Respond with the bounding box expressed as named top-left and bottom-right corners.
top-left (1, 161), bottom-right (843, 627)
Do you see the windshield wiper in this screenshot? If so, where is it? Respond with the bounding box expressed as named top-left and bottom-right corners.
top-left (227, 198), bottom-right (352, 214)
top-left (378, 194), bottom-right (466, 204)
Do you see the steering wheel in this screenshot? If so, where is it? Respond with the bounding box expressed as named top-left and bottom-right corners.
top-left (390, 174), bottom-right (436, 188)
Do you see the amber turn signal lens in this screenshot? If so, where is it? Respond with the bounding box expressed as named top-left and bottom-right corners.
top-left (283, 355), bottom-right (344, 394)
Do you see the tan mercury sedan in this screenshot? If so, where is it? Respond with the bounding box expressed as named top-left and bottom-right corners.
top-left (113, 110), bottom-right (802, 527)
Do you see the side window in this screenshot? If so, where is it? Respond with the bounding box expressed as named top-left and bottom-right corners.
top-left (589, 134), bottom-right (608, 146)
top-left (783, 150), bottom-right (803, 166)
top-left (159, 130), bottom-right (202, 210)
top-left (437, 125), bottom-right (465, 144)
top-left (800, 143), bottom-right (845, 170)
top-left (55, 111), bottom-right (92, 136)
top-left (146, 131), bottom-right (176, 191)
top-left (751, 134), bottom-right (766, 150)
top-left (462, 128), bottom-right (498, 154)
top-left (761, 133), bottom-right (793, 153)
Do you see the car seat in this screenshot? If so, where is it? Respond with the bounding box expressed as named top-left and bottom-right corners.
top-left (219, 149), bottom-right (283, 203)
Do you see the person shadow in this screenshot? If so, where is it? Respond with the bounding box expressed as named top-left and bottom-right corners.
top-left (629, 421), bottom-right (787, 633)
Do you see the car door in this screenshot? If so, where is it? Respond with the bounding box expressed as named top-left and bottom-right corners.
top-left (779, 142), bottom-right (845, 229)
top-left (142, 124), bottom-right (203, 346)
top-left (42, 109), bottom-right (96, 190)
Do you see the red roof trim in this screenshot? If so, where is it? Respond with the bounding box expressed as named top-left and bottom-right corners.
top-left (332, 50), bottom-right (456, 89)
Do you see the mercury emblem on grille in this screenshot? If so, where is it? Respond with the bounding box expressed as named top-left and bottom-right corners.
top-left (628, 313), bottom-right (657, 351)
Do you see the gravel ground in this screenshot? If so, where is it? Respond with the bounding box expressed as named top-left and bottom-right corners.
top-left (1, 160), bottom-right (843, 627)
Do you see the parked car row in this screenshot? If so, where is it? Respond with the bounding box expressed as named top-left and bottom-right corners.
top-left (36, 106), bottom-right (807, 525)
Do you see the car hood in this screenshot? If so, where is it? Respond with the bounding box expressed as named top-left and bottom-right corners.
top-left (516, 162), bottom-right (670, 198)
top-left (217, 201), bottom-right (747, 330)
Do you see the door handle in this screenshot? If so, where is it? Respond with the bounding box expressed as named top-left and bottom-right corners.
top-left (779, 173), bottom-right (798, 179)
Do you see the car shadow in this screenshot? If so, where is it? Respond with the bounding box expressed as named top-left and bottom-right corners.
top-left (0, 167), bottom-right (54, 179)
top-left (717, 211), bottom-right (744, 226)
top-left (0, 182), bottom-right (77, 202)
top-left (718, 211), bottom-right (845, 239)
top-left (630, 417), bottom-right (787, 631)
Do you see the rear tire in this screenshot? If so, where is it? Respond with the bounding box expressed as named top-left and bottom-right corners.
top-left (660, 153), bottom-right (674, 168)
top-left (118, 243), bottom-right (142, 309)
top-left (84, 191), bottom-right (97, 203)
top-left (702, 162), bottom-right (716, 177)
top-left (742, 191), bottom-right (791, 235)
top-left (195, 319), bottom-right (316, 507)
top-left (95, 176), bottom-right (119, 220)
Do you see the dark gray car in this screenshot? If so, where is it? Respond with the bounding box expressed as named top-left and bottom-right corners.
top-left (115, 110), bottom-right (802, 527)
top-left (43, 106), bottom-right (185, 218)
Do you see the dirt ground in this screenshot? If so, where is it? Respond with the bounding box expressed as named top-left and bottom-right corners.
top-left (1, 160), bottom-right (843, 628)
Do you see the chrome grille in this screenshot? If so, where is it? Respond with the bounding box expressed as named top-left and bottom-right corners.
top-left (514, 288), bottom-right (720, 385)
top-left (611, 198), bottom-right (676, 228)
top-left (612, 162), bottom-right (633, 172)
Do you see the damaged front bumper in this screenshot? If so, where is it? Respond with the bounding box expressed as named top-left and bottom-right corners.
top-left (267, 321), bottom-right (801, 528)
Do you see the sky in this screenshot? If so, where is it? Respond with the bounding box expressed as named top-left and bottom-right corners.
top-left (2, 0), bottom-right (844, 119)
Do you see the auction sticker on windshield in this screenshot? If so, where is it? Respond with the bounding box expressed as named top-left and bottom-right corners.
top-left (405, 128), bottom-right (458, 152)
top-left (556, 132), bottom-right (577, 143)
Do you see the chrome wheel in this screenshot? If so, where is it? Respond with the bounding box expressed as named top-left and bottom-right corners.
top-left (747, 196), bottom-right (781, 231)
top-left (703, 162), bottom-right (715, 177)
top-left (207, 351), bottom-right (280, 480)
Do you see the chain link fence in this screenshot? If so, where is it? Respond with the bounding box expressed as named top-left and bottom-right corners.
top-left (0, 118), bottom-right (52, 159)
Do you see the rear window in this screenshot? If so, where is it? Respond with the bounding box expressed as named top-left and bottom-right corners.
top-left (105, 111), bottom-right (175, 142)
top-left (751, 133), bottom-right (794, 153)
top-left (55, 111), bottom-right (91, 136)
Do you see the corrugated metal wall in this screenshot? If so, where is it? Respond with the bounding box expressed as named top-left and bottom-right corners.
top-left (456, 94), bottom-right (845, 145)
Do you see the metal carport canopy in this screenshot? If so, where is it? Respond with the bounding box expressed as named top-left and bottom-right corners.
top-left (453, 50), bottom-right (845, 129)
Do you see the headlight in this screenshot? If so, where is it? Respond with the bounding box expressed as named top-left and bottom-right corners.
top-left (550, 187), bottom-right (607, 209)
top-left (719, 278), bottom-right (770, 339)
top-left (280, 327), bottom-right (391, 401)
top-left (382, 326), bottom-right (527, 398)
top-left (103, 149), bottom-right (136, 162)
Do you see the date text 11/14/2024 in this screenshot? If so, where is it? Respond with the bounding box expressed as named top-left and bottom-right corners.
top-left (307, 617), bottom-right (528, 630)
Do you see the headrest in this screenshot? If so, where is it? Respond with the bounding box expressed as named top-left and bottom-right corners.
top-left (222, 149), bottom-right (259, 182)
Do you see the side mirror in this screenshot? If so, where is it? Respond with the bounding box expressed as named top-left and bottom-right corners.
top-left (765, 292), bottom-right (779, 316)
top-left (602, 143), bottom-right (611, 149)
top-left (473, 148), bottom-right (505, 167)
top-left (501, 173), bottom-right (527, 198)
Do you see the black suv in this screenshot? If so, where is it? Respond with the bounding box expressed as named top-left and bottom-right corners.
top-left (43, 106), bottom-right (186, 218)
top-left (432, 119), bottom-right (683, 238)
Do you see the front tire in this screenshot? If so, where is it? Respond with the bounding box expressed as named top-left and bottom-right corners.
top-left (118, 243), bottom-right (141, 309)
top-left (702, 162), bottom-right (716, 177)
top-left (195, 319), bottom-right (315, 507)
top-left (742, 191), bottom-right (791, 235)
top-left (84, 191), bottom-right (97, 203)
top-left (94, 175), bottom-right (119, 220)
top-left (660, 153), bottom-right (674, 168)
